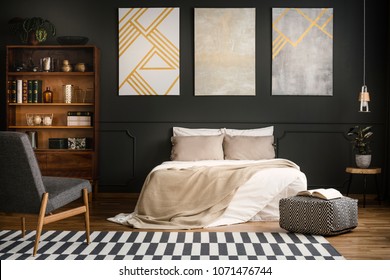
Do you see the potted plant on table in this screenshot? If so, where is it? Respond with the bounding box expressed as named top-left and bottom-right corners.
top-left (8, 17), bottom-right (56, 45)
top-left (347, 125), bottom-right (373, 168)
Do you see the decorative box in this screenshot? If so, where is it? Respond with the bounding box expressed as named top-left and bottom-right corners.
top-left (49, 138), bottom-right (68, 149)
top-left (279, 196), bottom-right (358, 236)
top-left (68, 137), bottom-right (92, 150)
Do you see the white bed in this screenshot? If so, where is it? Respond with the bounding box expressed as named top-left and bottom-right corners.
top-left (109, 126), bottom-right (307, 229)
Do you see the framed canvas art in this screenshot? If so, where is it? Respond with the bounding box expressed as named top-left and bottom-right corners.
top-left (118, 8), bottom-right (180, 96)
top-left (194, 8), bottom-right (256, 96)
top-left (272, 8), bottom-right (333, 96)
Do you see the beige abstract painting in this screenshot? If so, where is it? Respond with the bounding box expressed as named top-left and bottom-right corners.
top-left (118, 8), bottom-right (180, 96)
top-left (194, 8), bottom-right (256, 96)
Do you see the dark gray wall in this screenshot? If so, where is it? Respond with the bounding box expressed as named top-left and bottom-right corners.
top-left (0, 0), bottom-right (389, 196)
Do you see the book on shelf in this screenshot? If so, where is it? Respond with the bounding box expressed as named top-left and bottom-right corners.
top-left (27, 80), bottom-right (33, 103)
top-left (32, 80), bottom-right (43, 103)
top-left (22, 80), bottom-right (28, 103)
top-left (7, 80), bottom-right (15, 103)
top-left (296, 188), bottom-right (343, 200)
top-left (7, 79), bottom-right (43, 103)
top-left (16, 79), bottom-right (23, 103)
top-left (67, 111), bottom-right (93, 116)
top-left (67, 111), bottom-right (93, 126)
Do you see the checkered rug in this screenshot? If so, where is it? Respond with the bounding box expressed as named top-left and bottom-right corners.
top-left (0, 230), bottom-right (344, 260)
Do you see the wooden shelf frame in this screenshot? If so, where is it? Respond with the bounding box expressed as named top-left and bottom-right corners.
top-left (5, 45), bottom-right (100, 194)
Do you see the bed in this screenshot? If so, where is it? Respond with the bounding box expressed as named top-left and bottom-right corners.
top-left (108, 126), bottom-right (307, 229)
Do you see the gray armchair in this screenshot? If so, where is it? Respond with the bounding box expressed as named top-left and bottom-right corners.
top-left (0, 131), bottom-right (92, 256)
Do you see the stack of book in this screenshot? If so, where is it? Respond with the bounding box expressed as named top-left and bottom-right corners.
top-left (67, 111), bottom-right (93, 126)
top-left (7, 79), bottom-right (43, 103)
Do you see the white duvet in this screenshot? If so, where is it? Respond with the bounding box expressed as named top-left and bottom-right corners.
top-left (109, 158), bottom-right (307, 228)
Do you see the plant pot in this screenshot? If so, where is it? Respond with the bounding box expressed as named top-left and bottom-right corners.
top-left (28, 32), bottom-right (39, 45)
top-left (355, 154), bottom-right (371, 168)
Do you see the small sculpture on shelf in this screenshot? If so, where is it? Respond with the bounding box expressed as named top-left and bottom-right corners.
top-left (61, 60), bottom-right (72, 72)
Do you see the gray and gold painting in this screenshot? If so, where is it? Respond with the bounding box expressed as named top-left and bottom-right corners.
top-left (272, 8), bottom-right (333, 96)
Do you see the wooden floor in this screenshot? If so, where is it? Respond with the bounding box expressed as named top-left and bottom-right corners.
top-left (1, 193), bottom-right (389, 260)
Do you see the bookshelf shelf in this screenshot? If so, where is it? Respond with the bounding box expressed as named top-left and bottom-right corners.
top-left (5, 45), bottom-right (100, 194)
top-left (9, 125), bottom-right (93, 129)
top-left (9, 103), bottom-right (94, 106)
top-left (34, 149), bottom-right (93, 152)
top-left (8, 72), bottom-right (95, 76)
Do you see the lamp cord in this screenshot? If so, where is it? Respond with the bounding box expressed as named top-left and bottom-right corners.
top-left (363, 0), bottom-right (366, 86)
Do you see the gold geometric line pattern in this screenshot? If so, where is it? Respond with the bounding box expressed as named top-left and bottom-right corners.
top-left (140, 50), bottom-right (176, 71)
top-left (272, 36), bottom-right (288, 60)
top-left (119, 8), bottom-right (179, 95)
top-left (130, 71), bottom-right (157, 96)
top-left (164, 75), bottom-right (180, 96)
top-left (147, 31), bottom-right (179, 68)
top-left (272, 8), bottom-right (333, 60)
top-left (295, 8), bottom-right (333, 40)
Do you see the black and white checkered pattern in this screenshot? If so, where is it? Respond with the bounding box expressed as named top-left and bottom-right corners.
top-left (0, 230), bottom-right (344, 260)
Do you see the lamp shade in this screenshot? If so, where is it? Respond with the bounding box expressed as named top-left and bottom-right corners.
top-left (359, 85), bottom-right (370, 112)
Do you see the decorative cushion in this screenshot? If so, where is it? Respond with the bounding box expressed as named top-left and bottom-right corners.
top-left (223, 135), bottom-right (275, 160)
top-left (279, 196), bottom-right (358, 236)
top-left (170, 135), bottom-right (224, 161)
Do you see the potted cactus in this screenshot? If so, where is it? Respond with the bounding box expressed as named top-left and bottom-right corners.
top-left (8, 17), bottom-right (56, 45)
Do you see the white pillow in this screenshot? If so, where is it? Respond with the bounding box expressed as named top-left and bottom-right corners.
top-left (173, 127), bottom-right (223, 136)
top-left (224, 126), bottom-right (274, 136)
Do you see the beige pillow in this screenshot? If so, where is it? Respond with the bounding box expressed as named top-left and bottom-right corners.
top-left (224, 126), bottom-right (274, 136)
top-left (223, 135), bottom-right (275, 160)
top-left (171, 135), bottom-right (224, 161)
top-left (173, 127), bottom-right (223, 136)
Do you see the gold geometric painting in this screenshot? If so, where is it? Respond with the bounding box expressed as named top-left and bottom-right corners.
top-left (272, 8), bottom-right (333, 96)
top-left (118, 8), bottom-right (179, 96)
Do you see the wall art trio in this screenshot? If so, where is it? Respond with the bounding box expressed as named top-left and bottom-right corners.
top-left (118, 7), bottom-right (333, 96)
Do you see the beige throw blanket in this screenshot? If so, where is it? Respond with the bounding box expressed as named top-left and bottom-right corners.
top-left (127, 159), bottom-right (298, 229)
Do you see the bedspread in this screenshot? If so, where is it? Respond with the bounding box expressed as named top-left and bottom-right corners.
top-left (108, 159), bottom-right (307, 229)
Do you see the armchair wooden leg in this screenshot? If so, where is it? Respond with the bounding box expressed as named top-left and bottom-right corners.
top-left (33, 192), bottom-right (49, 257)
top-left (83, 188), bottom-right (91, 244)
top-left (21, 217), bottom-right (26, 237)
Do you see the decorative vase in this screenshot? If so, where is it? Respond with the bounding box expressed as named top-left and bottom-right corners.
top-left (62, 84), bottom-right (74, 103)
top-left (75, 63), bottom-right (86, 72)
top-left (43, 86), bottom-right (53, 103)
top-left (28, 32), bottom-right (39, 45)
top-left (355, 154), bottom-right (371, 168)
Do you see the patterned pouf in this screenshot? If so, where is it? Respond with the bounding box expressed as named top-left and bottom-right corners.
top-left (279, 196), bottom-right (358, 236)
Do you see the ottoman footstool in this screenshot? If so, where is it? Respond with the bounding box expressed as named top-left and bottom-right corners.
top-left (279, 196), bottom-right (358, 236)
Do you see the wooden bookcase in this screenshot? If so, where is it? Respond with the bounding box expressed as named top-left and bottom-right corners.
top-left (5, 45), bottom-right (100, 194)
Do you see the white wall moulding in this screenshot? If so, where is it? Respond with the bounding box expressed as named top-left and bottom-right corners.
top-left (194, 8), bottom-right (256, 96)
top-left (118, 8), bottom-right (180, 96)
top-left (272, 8), bottom-right (333, 96)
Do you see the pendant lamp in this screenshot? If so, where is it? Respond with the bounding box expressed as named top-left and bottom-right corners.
top-left (359, 0), bottom-right (370, 112)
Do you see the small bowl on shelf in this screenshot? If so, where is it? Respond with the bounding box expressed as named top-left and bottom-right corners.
top-left (26, 114), bottom-right (34, 126)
